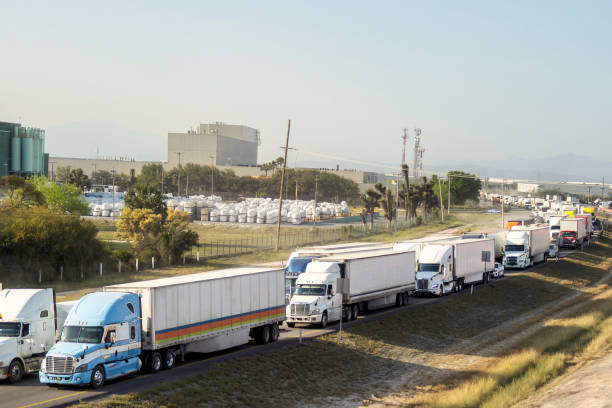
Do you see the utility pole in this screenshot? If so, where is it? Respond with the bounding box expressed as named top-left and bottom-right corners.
top-left (210, 156), bottom-right (215, 196)
top-left (314, 175), bottom-right (319, 225)
top-left (439, 176), bottom-right (444, 222)
top-left (186, 174), bottom-right (189, 197)
top-left (276, 120), bottom-right (291, 251)
top-left (448, 174), bottom-right (451, 215)
top-left (161, 167), bottom-right (164, 195)
top-left (111, 170), bottom-right (116, 221)
top-left (176, 152), bottom-right (183, 167)
top-left (501, 178), bottom-right (505, 229)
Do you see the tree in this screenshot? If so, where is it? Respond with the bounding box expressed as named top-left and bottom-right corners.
top-left (124, 184), bottom-right (167, 220)
top-left (56, 166), bottom-right (72, 183)
top-left (421, 176), bottom-right (439, 222)
top-left (116, 207), bottom-right (197, 265)
top-left (68, 168), bottom-right (91, 191)
top-left (0, 175), bottom-right (45, 207)
top-left (27, 176), bottom-right (90, 215)
top-left (360, 189), bottom-right (381, 230)
top-left (374, 182), bottom-right (395, 229)
top-left (447, 171), bottom-right (481, 205)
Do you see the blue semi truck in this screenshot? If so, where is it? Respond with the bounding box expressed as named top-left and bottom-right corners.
top-left (39, 267), bottom-right (285, 388)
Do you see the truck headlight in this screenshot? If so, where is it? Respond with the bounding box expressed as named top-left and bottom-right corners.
top-left (312, 308), bottom-right (320, 315)
top-left (40, 358), bottom-right (46, 372)
top-left (74, 364), bottom-right (88, 373)
top-left (431, 284), bottom-right (439, 289)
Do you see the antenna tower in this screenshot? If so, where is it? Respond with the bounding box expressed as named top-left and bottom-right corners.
top-left (412, 128), bottom-right (422, 180)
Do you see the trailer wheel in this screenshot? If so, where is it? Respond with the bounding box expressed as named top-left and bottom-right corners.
top-left (456, 280), bottom-right (463, 292)
top-left (150, 352), bottom-right (162, 373)
top-left (404, 292), bottom-right (410, 304)
top-left (90, 365), bottom-right (105, 389)
top-left (286, 322), bottom-right (295, 328)
top-left (8, 359), bottom-right (24, 384)
top-left (351, 304), bottom-right (359, 320)
top-left (258, 325), bottom-right (271, 344)
top-left (163, 349), bottom-right (176, 370)
top-left (439, 284), bottom-right (445, 297)
top-left (396, 293), bottom-right (403, 307)
top-left (270, 323), bottom-right (280, 342)
top-left (320, 312), bottom-right (328, 328)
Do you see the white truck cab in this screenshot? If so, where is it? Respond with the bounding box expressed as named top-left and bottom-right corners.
top-left (286, 262), bottom-right (343, 327)
top-left (0, 289), bottom-right (58, 383)
top-left (415, 245), bottom-right (454, 296)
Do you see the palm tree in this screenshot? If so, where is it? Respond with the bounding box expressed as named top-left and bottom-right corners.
top-left (374, 182), bottom-right (395, 229)
top-left (360, 189), bottom-right (381, 230)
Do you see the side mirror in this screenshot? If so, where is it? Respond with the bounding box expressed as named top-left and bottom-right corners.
top-left (110, 332), bottom-right (117, 344)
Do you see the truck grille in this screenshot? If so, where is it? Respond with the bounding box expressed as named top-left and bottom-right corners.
top-left (291, 304), bottom-right (310, 316)
top-left (45, 356), bottom-right (74, 375)
top-left (506, 257), bottom-right (517, 265)
top-left (417, 279), bottom-right (429, 290)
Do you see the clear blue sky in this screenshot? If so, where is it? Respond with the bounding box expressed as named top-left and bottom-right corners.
top-left (1, 1), bottom-right (611, 171)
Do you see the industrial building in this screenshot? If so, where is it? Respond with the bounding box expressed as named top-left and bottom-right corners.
top-left (167, 122), bottom-right (260, 167)
top-left (0, 121), bottom-right (48, 178)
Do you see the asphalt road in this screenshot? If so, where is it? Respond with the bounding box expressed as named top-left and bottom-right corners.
top-left (3, 218), bottom-right (584, 408)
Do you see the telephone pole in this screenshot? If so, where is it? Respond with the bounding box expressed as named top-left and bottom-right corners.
top-left (276, 120), bottom-right (291, 251)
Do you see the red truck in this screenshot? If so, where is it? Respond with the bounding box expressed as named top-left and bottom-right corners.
top-left (559, 218), bottom-right (587, 249)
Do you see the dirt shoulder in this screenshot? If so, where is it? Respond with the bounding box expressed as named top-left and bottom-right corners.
top-left (517, 351), bottom-right (612, 408)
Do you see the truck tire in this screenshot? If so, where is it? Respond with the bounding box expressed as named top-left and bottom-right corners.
top-left (345, 306), bottom-right (353, 321)
top-left (286, 322), bottom-right (295, 328)
top-left (150, 352), bottom-right (162, 373)
top-left (163, 349), bottom-right (176, 370)
top-left (270, 323), bottom-right (280, 342)
top-left (320, 312), bottom-right (328, 328)
top-left (439, 284), bottom-right (445, 297)
top-left (8, 360), bottom-right (24, 384)
top-left (396, 293), bottom-right (403, 307)
top-left (456, 280), bottom-right (463, 292)
top-left (90, 365), bottom-right (105, 389)
top-left (258, 325), bottom-right (271, 344)
top-left (351, 304), bottom-right (359, 320)
top-left (403, 292), bottom-right (410, 304)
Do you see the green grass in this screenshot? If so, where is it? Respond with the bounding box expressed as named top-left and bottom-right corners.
top-left (73, 232), bottom-right (612, 408)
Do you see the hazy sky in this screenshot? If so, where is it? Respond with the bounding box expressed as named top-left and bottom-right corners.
top-left (2, 1), bottom-right (611, 171)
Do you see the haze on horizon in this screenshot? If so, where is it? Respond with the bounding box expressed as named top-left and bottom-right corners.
top-left (1, 1), bottom-right (611, 179)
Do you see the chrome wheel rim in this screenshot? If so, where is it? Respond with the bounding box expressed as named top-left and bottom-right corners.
top-left (166, 353), bottom-right (174, 367)
top-left (153, 356), bottom-right (161, 371)
top-left (93, 369), bottom-right (103, 385)
top-left (11, 364), bottom-right (21, 377)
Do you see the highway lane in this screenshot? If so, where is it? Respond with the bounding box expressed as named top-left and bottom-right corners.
top-left (2, 247), bottom-right (580, 408)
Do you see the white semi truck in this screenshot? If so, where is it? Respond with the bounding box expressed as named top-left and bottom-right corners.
top-left (40, 267), bottom-right (285, 388)
top-left (548, 215), bottom-right (566, 241)
top-left (0, 289), bottom-right (74, 383)
top-left (415, 238), bottom-right (495, 296)
top-left (503, 225), bottom-right (550, 269)
top-left (286, 249), bottom-right (415, 327)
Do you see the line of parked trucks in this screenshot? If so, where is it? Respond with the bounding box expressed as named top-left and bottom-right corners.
top-left (0, 210), bottom-right (599, 388)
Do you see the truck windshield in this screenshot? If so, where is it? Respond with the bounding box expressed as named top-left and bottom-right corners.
top-left (550, 225), bottom-right (560, 230)
top-left (61, 326), bottom-right (104, 344)
top-left (286, 257), bottom-right (315, 275)
top-left (505, 245), bottom-right (524, 251)
top-left (295, 284), bottom-right (326, 296)
top-left (418, 263), bottom-right (440, 272)
top-left (0, 322), bottom-right (21, 337)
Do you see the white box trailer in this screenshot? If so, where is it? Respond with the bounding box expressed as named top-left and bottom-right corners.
top-left (416, 238), bottom-right (495, 296)
top-left (504, 225), bottom-right (550, 268)
top-left (104, 267), bottom-right (285, 354)
top-left (559, 218), bottom-right (587, 249)
top-left (286, 249), bottom-right (415, 327)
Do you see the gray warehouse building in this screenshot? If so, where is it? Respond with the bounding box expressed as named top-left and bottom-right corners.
top-left (168, 122), bottom-right (260, 167)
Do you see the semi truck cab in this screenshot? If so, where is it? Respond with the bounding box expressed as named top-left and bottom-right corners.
top-left (39, 292), bottom-right (142, 388)
top-left (415, 245), bottom-right (454, 296)
top-left (0, 289), bottom-right (58, 383)
top-left (503, 231), bottom-right (530, 269)
top-left (286, 262), bottom-right (343, 328)
top-left (284, 256), bottom-right (319, 302)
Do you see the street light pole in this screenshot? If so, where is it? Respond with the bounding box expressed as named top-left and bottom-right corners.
top-left (276, 119), bottom-right (291, 251)
top-left (111, 170), bottom-right (116, 221)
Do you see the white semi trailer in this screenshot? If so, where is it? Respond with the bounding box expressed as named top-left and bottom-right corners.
top-left (503, 225), bottom-right (550, 269)
top-left (415, 238), bottom-right (495, 296)
top-left (41, 267), bottom-right (285, 388)
top-left (0, 289), bottom-right (74, 383)
top-left (286, 249), bottom-right (415, 327)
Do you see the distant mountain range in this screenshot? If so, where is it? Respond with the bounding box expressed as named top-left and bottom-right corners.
top-left (45, 120), bottom-right (165, 162)
top-left (295, 154), bottom-right (612, 183)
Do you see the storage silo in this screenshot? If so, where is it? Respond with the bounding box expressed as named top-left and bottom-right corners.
top-left (0, 130), bottom-right (9, 177)
top-left (21, 135), bottom-right (34, 173)
top-left (11, 136), bottom-right (21, 173)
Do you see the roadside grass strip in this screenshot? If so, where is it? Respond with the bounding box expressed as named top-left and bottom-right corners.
top-left (73, 232), bottom-right (612, 408)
